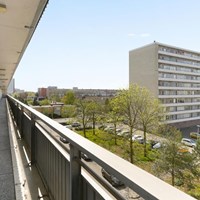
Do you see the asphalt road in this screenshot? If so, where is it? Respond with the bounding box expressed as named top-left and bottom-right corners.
top-left (180, 126), bottom-right (199, 139)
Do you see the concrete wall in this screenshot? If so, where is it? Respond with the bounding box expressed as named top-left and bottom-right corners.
top-left (129, 43), bottom-right (159, 96)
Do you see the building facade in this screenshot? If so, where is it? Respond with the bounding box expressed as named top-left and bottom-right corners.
top-left (129, 42), bottom-right (200, 128)
top-left (38, 87), bottom-right (47, 99)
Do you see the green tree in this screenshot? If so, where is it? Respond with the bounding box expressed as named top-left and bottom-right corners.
top-left (39, 99), bottom-right (50, 105)
top-left (61, 105), bottom-right (76, 118)
top-left (154, 126), bottom-right (198, 187)
top-left (50, 93), bottom-right (60, 103)
top-left (61, 90), bottom-right (76, 105)
top-left (113, 84), bottom-right (141, 163)
top-left (108, 97), bottom-right (123, 145)
top-left (76, 98), bottom-right (91, 138)
top-left (87, 100), bottom-right (101, 135)
top-left (194, 138), bottom-right (200, 157)
top-left (137, 87), bottom-right (163, 157)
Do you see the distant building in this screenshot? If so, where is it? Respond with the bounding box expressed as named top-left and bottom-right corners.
top-left (46, 86), bottom-right (59, 98)
top-left (72, 88), bottom-right (118, 99)
top-left (15, 88), bottom-right (25, 94)
top-left (43, 86), bottom-right (118, 101)
top-left (129, 42), bottom-right (200, 128)
top-left (38, 87), bottom-right (47, 98)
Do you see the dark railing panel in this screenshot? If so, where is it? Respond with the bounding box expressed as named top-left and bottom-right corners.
top-left (35, 126), bottom-right (70, 200)
top-left (82, 178), bottom-right (104, 200)
top-left (22, 114), bottom-right (31, 147)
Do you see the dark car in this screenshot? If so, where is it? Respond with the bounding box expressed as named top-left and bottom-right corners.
top-left (71, 122), bottom-right (81, 127)
top-left (81, 153), bottom-right (92, 161)
top-left (60, 136), bottom-right (69, 144)
top-left (101, 168), bottom-right (124, 187)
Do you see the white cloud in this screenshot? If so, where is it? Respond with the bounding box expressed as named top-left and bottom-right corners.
top-left (128, 33), bottom-right (150, 38)
top-left (140, 33), bottom-right (150, 37)
top-left (128, 33), bottom-right (136, 37)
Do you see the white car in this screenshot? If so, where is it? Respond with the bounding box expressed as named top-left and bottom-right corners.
top-left (153, 142), bottom-right (161, 149)
top-left (132, 135), bottom-right (143, 143)
top-left (118, 130), bottom-right (129, 137)
top-left (181, 138), bottom-right (196, 148)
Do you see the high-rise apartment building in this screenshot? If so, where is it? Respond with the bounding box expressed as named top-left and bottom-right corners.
top-left (129, 42), bottom-right (200, 128)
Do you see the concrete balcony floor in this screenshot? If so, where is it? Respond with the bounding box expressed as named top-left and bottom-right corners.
top-left (0, 98), bottom-right (15, 200)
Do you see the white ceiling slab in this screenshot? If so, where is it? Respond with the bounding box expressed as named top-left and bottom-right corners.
top-left (0, 0), bottom-right (48, 93)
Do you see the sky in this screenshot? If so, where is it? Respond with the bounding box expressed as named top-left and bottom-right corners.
top-left (14, 0), bottom-right (200, 92)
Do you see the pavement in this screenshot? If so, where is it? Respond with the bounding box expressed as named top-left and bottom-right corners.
top-left (0, 97), bottom-right (15, 200)
top-left (180, 126), bottom-right (198, 138)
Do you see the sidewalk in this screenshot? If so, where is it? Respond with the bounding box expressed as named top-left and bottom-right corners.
top-left (0, 98), bottom-right (15, 200)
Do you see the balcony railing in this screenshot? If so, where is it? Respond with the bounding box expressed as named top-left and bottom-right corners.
top-left (7, 95), bottom-right (196, 200)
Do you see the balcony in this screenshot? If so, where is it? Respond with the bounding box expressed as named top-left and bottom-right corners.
top-left (0, 2), bottom-right (197, 199)
top-left (0, 94), bottom-right (195, 200)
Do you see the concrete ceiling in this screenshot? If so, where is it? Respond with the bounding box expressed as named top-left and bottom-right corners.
top-left (0, 0), bottom-right (48, 94)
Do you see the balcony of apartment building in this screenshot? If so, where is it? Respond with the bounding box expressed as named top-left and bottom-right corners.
top-left (158, 44), bottom-right (200, 61)
top-left (0, 1), bottom-right (197, 200)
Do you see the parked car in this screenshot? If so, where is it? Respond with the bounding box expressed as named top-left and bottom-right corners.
top-left (181, 138), bottom-right (196, 148)
top-left (152, 142), bottom-right (161, 149)
top-left (150, 140), bottom-right (161, 149)
top-left (118, 130), bottom-right (129, 137)
top-left (98, 124), bottom-right (107, 130)
top-left (132, 135), bottom-right (143, 143)
top-left (60, 136), bottom-right (69, 144)
top-left (81, 153), bottom-right (92, 161)
top-left (116, 128), bottom-right (121, 133)
top-left (190, 132), bottom-right (200, 139)
top-left (104, 126), bottom-right (115, 133)
top-left (71, 122), bottom-right (81, 127)
top-left (101, 168), bottom-right (124, 187)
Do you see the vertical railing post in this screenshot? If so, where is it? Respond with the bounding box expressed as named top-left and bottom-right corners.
top-left (31, 114), bottom-right (36, 164)
top-left (19, 106), bottom-right (24, 138)
top-left (70, 144), bottom-right (81, 200)
top-left (16, 103), bottom-right (20, 126)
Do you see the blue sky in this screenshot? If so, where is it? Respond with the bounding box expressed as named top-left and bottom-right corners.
top-left (14, 0), bottom-right (200, 92)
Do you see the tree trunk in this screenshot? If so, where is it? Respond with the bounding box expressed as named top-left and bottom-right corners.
top-left (114, 123), bottom-right (117, 145)
top-left (144, 126), bottom-right (147, 157)
top-left (130, 127), bottom-right (134, 163)
top-left (92, 113), bottom-right (95, 135)
top-left (172, 158), bottom-right (175, 186)
top-left (83, 125), bottom-right (86, 138)
top-left (82, 117), bottom-right (86, 138)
